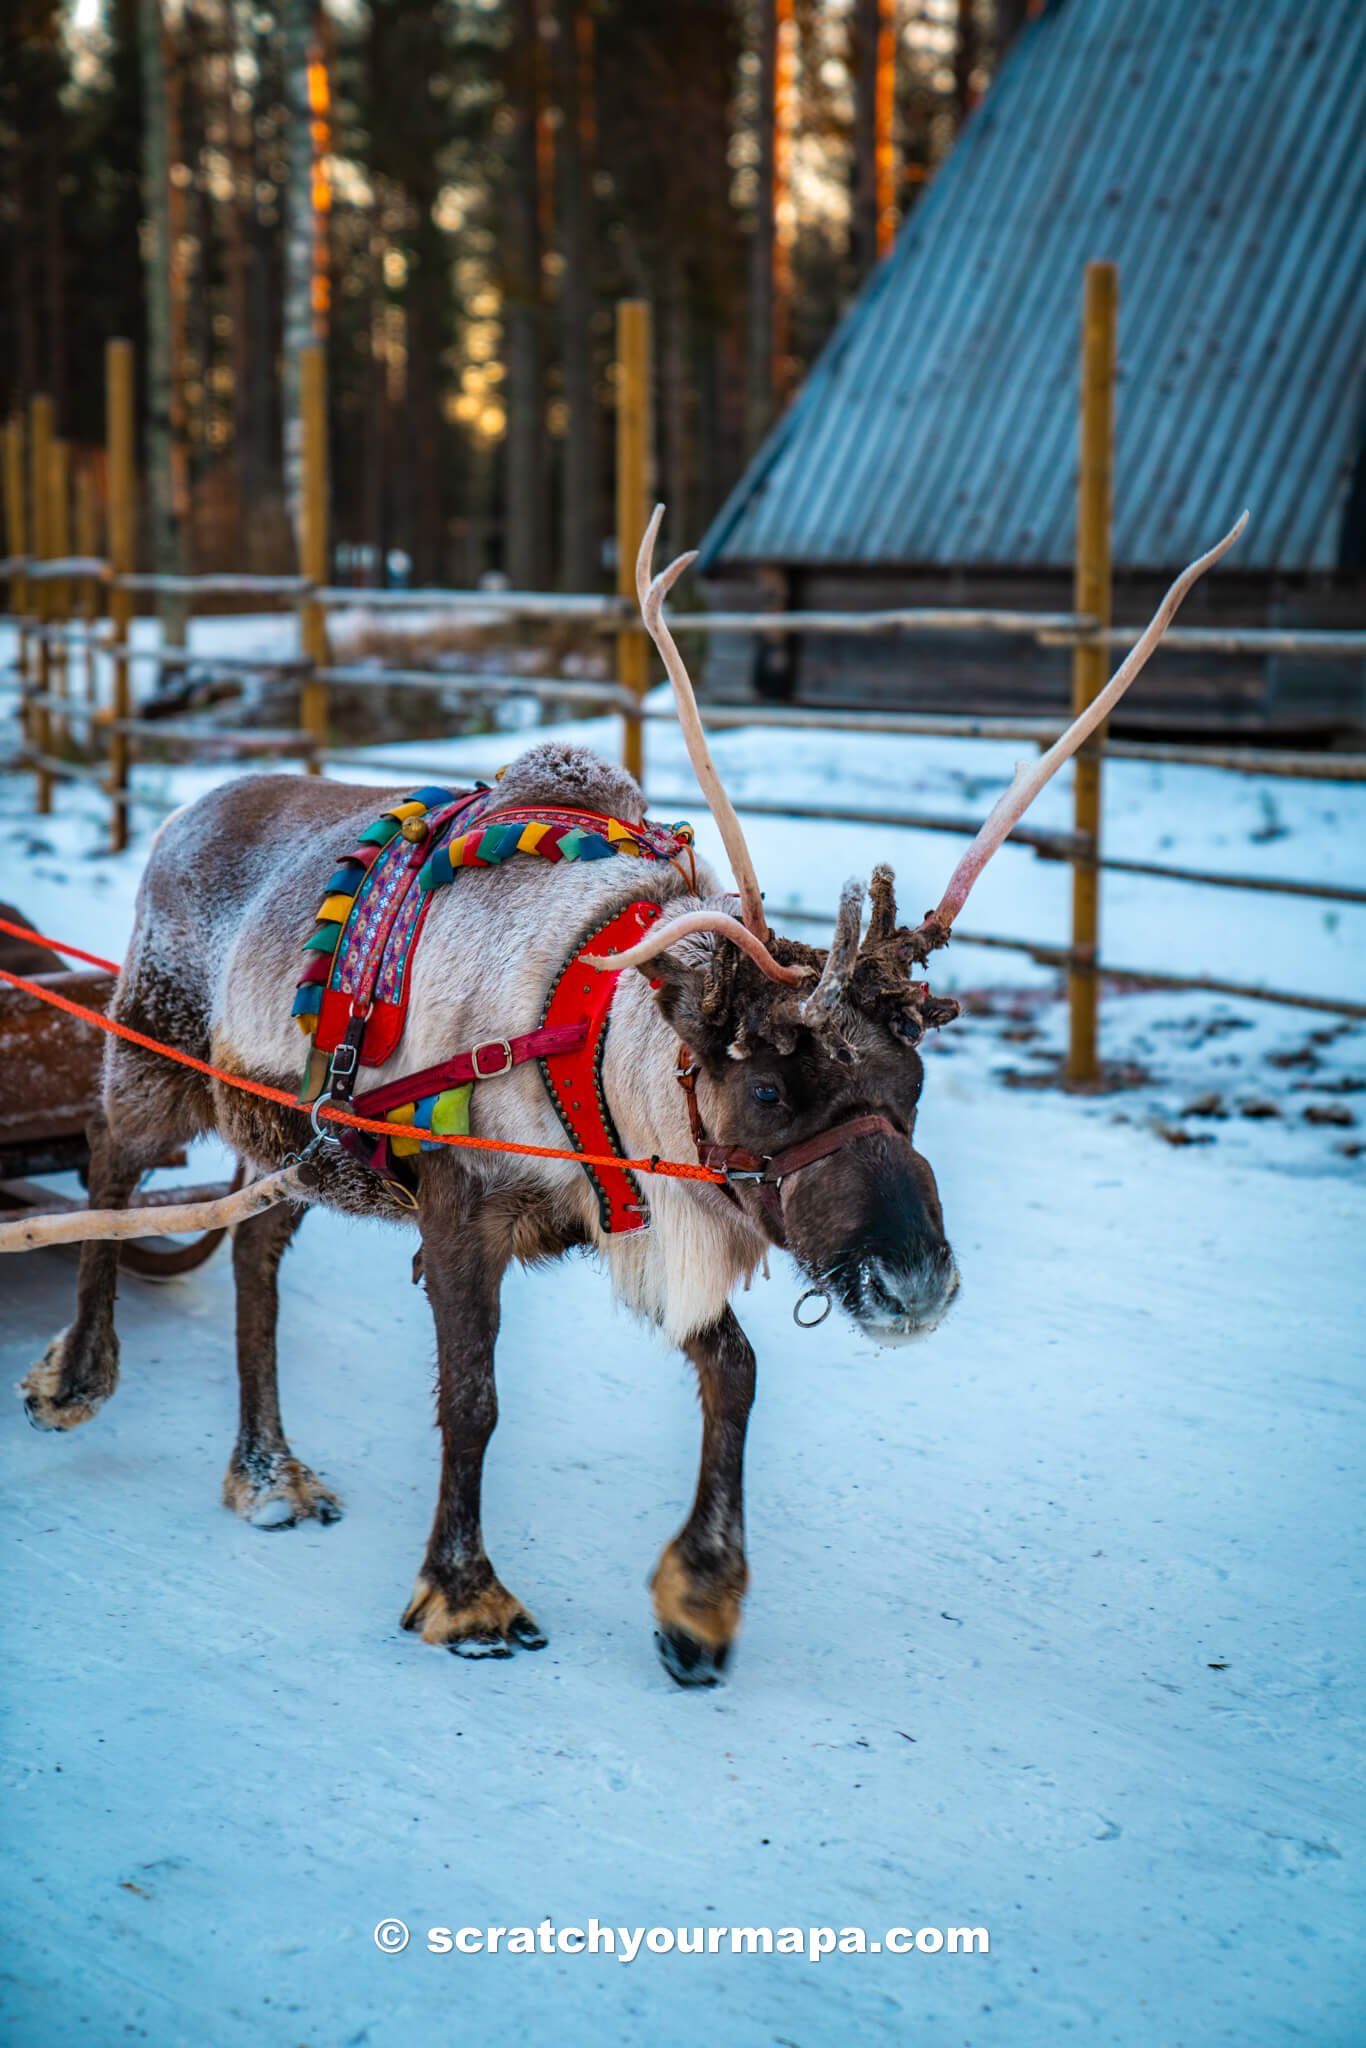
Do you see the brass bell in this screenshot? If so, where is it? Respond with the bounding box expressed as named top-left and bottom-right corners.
top-left (401, 815), bottom-right (428, 843)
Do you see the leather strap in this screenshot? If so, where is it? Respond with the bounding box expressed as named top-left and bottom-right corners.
top-left (767, 1113), bottom-right (900, 1180)
top-left (353, 1020), bottom-right (589, 1119)
top-left (675, 1044), bottom-right (900, 1241)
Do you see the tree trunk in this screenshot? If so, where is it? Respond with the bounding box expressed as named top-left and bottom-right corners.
top-left (504, 0), bottom-right (547, 588)
top-left (224, 4), bottom-right (255, 564)
top-left (746, 0), bottom-right (793, 453)
top-left (995, 0), bottom-right (1036, 60)
top-left (138, 0), bottom-right (185, 601)
top-left (851, 0), bottom-right (895, 282)
top-left (364, 194), bottom-right (387, 587)
top-left (281, 0), bottom-right (315, 554)
top-left (955, 0), bottom-right (979, 125)
top-left (11, 52), bottom-right (39, 408)
top-left (162, 6), bottom-right (191, 568)
top-left (246, 12), bottom-right (282, 567)
top-left (408, 206), bottom-right (444, 585)
top-left (552, 0), bottom-right (598, 591)
top-left (662, 254), bottom-right (691, 547)
top-left (41, 23), bottom-right (66, 432)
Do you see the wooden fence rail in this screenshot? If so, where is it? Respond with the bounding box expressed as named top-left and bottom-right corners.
top-left (4, 283), bottom-right (1365, 1072)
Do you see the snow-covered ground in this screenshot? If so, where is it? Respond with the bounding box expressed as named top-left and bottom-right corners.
top-left (1, 625), bottom-right (1363, 2045)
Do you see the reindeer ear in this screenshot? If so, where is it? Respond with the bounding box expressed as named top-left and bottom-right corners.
top-left (889, 988), bottom-right (962, 1046)
top-left (638, 949), bottom-right (717, 1053)
top-left (923, 991), bottom-right (962, 1030)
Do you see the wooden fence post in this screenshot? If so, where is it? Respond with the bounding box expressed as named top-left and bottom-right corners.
top-left (49, 439), bottom-right (71, 760)
top-left (29, 394), bottom-right (54, 814)
top-left (615, 299), bottom-right (652, 784)
top-left (1066, 261), bottom-right (1117, 1086)
top-left (298, 344), bottom-right (329, 770)
top-left (3, 417), bottom-right (27, 730)
top-left (106, 340), bottom-right (136, 853)
top-left (75, 456), bottom-right (100, 705)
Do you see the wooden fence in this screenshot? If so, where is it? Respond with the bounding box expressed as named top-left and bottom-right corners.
top-left (3, 283), bottom-right (1366, 1074)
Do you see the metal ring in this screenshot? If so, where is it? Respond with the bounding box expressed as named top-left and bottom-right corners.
top-left (309, 1095), bottom-right (343, 1143)
top-left (793, 1288), bottom-right (832, 1329)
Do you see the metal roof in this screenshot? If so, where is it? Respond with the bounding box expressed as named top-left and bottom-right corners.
top-left (701, 0), bottom-right (1366, 577)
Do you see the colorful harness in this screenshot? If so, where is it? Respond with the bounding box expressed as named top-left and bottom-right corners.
top-left (293, 783), bottom-right (696, 1230)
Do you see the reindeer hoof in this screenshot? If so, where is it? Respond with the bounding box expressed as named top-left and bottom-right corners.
top-left (401, 1576), bottom-right (547, 1657)
top-left (19, 1328), bottom-right (116, 1431)
top-left (223, 1453), bottom-right (344, 1530)
top-left (655, 1627), bottom-right (730, 1689)
top-left (649, 1541), bottom-right (744, 1687)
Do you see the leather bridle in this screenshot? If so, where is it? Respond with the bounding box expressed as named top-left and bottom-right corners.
top-left (674, 1045), bottom-right (899, 1243)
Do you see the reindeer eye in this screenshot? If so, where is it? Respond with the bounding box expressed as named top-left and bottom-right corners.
top-left (752, 1083), bottom-right (781, 1106)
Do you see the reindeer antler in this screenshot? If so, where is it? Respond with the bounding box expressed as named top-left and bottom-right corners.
top-left (800, 878), bottom-right (864, 1027)
top-left (636, 505), bottom-right (769, 941)
top-left (583, 906), bottom-right (810, 984)
top-left (586, 507), bottom-right (809, 985)
top-left (907, 511), bottom-right (1249, 957)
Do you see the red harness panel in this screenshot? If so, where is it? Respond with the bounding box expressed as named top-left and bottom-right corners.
top-left (537, 899), bottom-right (666, 1235)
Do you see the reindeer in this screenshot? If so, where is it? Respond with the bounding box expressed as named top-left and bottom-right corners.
top-left (20, 509), bottom-right (1245, 1684)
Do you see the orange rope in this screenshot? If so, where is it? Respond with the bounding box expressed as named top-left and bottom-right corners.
top-left (0, 915), bottom-right (122, 975)
top-left (0, 921), bottom-right (726, 1187)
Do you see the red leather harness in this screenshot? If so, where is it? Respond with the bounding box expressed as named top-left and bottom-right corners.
top-left (303, 789), bottom-right (901, 1237)
top-left (333, 898), bottom-right (666, 1232)
top-left (535, 899), bottom-right (667, 1233)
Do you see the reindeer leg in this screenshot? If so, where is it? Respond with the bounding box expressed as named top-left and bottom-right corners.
top-left (222, 1198), bottom-right (340, 1529)
top-left (652, 1305), bottom-right (756, 1687)
top-left (401, 1173), bottom-right (546, 1658)
top-left (21, 1104), bottom-right (168, 1431)
top-left (24, 973), bottom-right (211, 1431)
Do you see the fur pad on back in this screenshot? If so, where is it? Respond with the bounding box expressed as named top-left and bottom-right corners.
top-left (483, 741), bottom-right (647, 824)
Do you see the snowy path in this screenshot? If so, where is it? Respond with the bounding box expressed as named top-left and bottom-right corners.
top-left (1, 674), bottom-right (1363, 2043)
top-left (2, 1023), bottom-right (1362, 2046)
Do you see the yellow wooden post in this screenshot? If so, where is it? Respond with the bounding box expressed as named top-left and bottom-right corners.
top-left (75, 456), bottom-right (100, 705)
top-left (1066, 261), bottom-right (1118, 1086)
top-left (3, 417), bottom-right (27, 737)
top-left (106, 340), bottom-right (136, 853)
top-left (298, 344), bottom-right (329, 769)
top-left (49, 439), bottom-right (71, 758)
top-left (615, 299), bottom-right (652, 783)
top-left (30, 394), bottom-right (54, 813)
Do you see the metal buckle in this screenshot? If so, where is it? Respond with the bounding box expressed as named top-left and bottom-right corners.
top-left (725, 1162), bottom-right (771, 1184)
top-left (471, 1037), bottom-right (514, 1080)
top-left (329, 1041), bottom-right (359, 1081)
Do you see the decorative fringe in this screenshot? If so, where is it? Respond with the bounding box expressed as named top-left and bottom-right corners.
top-left (418, 813), bottom-right (668, 894)
top-left (293, 786), bottom-right (460, 1037)
top-left (387, 1083), bottom-right (472, 1159)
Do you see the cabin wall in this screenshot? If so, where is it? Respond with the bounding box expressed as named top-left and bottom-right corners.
top-left (698, 568), bottom-right (1366, 740)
